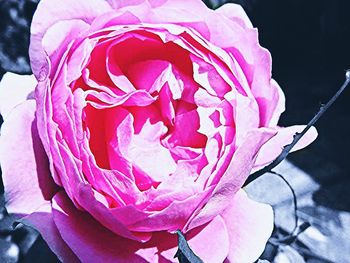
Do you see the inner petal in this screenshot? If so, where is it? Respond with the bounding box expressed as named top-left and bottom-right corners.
top-left (128, 104), bottom-right (177, 182)
top-left (164, 102), bottom-right (208, 149)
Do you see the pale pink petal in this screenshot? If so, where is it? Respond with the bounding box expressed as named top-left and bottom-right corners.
top-left (20, 203), bottom-right (79, 263)
top-left (226, 91), bottom-right (259, 146)
top-left (30, 0), bottom-right (113, 79)
top-left (254, 125), bottom-right (318, 169)
top-left (107, 0), bottom-right (209, 23)
top-left (221, 190), bottom-right (274, 263)
top-left (264, 79), bottom-right (286, 126)
top-left (216, 3), bottom-right (253, 29)
top-left (41, 19), bottom-right (90, 77)
top-left (160, 216), bottom-right (230, 263)
top-left (106, 0), bottom-right (149, 9)
top-left (0, 100), bottom-right (57, 214)
top-left (0, 73), bottom-right (36, 120)
top-left (186, 128), bottom-right (276, 230)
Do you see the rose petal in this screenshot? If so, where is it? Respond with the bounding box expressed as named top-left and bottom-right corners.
top-left (52, 190), bottom-right (230, 263)
top-left (254, 125), bottom-right (318, 169)
top-left (30, 0), bottom-right (112, 79)
top-left (41, 19), bottom-right (90, 78)
top-left (107, 0), bottom-right (209, 24)
top-left (20, 203), bottom-right (79, 263)
top-left (186, 128), bottom-right (276, 230)
top-left (216, 3), bottom-right (253, 29)
top-left (0, 100), bottom-right (57, 214)
top-left (52, 191), bottom-right (154, 262)
top-left (160, 216), bottom-right (230, 263)
top-left (127, 188), bottom-right (213, 232)
top-left (0, 73), bottom-right (36, 120)
top-left (221, 190), bottom-right (274, 263)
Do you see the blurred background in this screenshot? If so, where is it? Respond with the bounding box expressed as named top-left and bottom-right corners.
top-left (0, 0), bottom-right (349, 262)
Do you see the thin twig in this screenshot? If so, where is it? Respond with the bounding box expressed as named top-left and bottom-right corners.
top-left (244, 71), bottom-right (350, 187)
top-left (269, 171), bottom-right (299, 234)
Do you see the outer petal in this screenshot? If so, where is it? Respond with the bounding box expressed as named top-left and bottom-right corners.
top-left (254, 125), bottom-right (318, 169)
top-left (186, 128), bottom-right (276, 230)
top-left (216, 3), bottom-right (253, 29)
top-left (29, 0), bottom-right (113, 79)
top-left (105, 0), bottom-right (211, 36)
top-left (0, 100), bottom-right (57, 214)
top-left (52, 190), bottom-right (230, 263)
top-left (222, 190), bottom-right (274, 263)
top-left (107, 0), bottom-right (209, 16)
top-left (52, 191), bottom-right (154, 263)
top-left (20, 203), bottom-right (80, 263)
top-left (0, 73), bottom-right (36, 120)
top-left (160, 216), bottom-right (230, 263)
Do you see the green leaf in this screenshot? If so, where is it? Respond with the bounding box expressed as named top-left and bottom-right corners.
top-left (174, 231), bottom-right (204, 263)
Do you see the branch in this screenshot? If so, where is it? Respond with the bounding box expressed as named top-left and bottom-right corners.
top-left (243, 70), bottom-right (350, 187)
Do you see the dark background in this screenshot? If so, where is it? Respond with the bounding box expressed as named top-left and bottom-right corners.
top-left (0, 0), bottom-right (349, 262)
top-left (206, 0), bottom-right (350, 212)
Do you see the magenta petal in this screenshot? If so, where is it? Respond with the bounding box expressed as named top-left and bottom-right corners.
top-left (0, 100), bottom-right (56, 214)
top-left (30, 0), bottom-right (112, 79)
top-left (254, 125), bottom-right (318, 169)
top-left (20, 203), bottom-right (79, 263)
top-left (0, 73), bottom-right (37, 120)
top-left (221, 190), bottom-right (273, 263)
top-left (52, 191), bottom-right (152, 263)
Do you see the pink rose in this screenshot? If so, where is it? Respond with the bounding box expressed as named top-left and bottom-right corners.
top-left (0, 0), bottom-right (317, 262)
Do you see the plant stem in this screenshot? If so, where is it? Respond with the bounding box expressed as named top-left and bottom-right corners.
top-left (243, 71), bottom-right (350, 187)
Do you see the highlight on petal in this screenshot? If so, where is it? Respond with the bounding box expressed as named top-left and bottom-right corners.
top-left (221, 189), bottom-right (274, 263)
top-left (216, 3), bottom-right (253, 29)
top-left (0, 73), bottom-right (36, 120)
top-left (0, 100), bottom-right (56, 215)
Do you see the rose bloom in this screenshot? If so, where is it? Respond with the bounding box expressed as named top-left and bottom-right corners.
top-left (0, 0), bottom-right (317, 262)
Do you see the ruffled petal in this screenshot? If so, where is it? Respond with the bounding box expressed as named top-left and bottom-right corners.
top-left (52, 190), bottom-right (231, 263)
